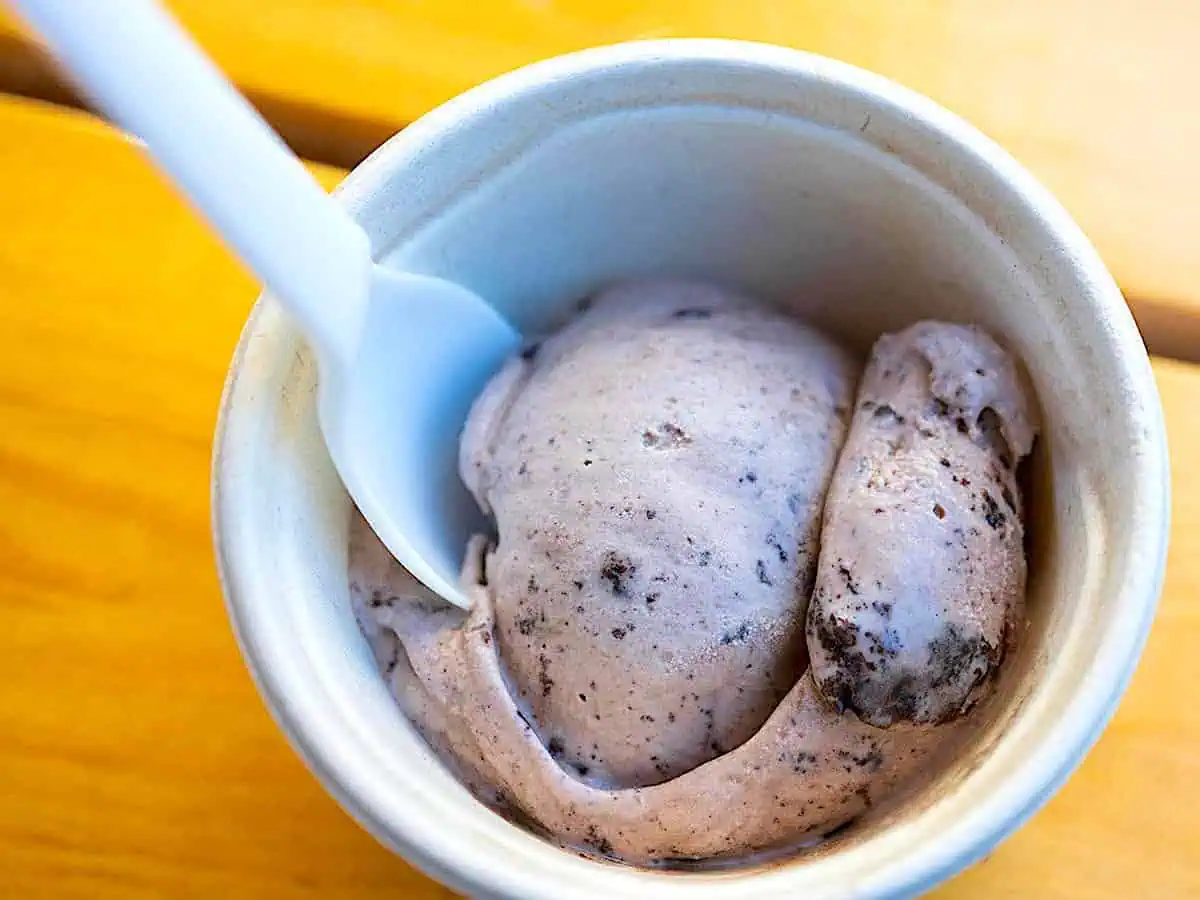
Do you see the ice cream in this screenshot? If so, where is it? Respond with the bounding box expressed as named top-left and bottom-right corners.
top-left (458, 281), bottom-right (857, 787)
top-left (348, 280), bottom-right (1038, 865)
top-left (807, 323), bottom-right (1036, 727)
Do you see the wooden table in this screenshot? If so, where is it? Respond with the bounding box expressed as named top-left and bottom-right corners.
top-left (1, 5), bottom-right (1198, 896)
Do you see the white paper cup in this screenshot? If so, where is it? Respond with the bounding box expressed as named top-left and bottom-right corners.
top-left (213, 40), bottom-right (1169, 899)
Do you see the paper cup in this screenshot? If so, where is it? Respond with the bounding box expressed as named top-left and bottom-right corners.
top-left (213, 40), bottom-right (1168, 898)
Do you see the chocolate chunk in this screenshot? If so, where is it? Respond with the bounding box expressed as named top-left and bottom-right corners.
top-left (600, 551), bottom-right (637, 595)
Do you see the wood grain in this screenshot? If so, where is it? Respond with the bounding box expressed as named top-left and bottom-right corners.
top-left (2, 0), bottom-right (1200, 343)
top-left (0, 95), bottom-right (448, 899)
top-left (0, 95), bottom-right (1196, 898)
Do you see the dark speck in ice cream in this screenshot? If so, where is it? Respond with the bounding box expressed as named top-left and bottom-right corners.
top-left (720, 623), bottom-right (751, 646)
top-left (980, 490), bottom-right (1007, 530)
top-left (600, 552), bottom-right (636, 595)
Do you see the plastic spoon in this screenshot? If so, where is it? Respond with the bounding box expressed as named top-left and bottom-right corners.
top-left (13, 0), bottom-right (519, 609)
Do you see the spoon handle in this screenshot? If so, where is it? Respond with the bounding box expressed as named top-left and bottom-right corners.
top-left (13, 0), bottom-right (370, 363)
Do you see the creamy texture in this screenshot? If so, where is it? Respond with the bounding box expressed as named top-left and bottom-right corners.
top-left (807, 324), bottom-right (1035, 727)
top-left (348, 282), bottom-right (1039, 865)
top-left (350, 516), bottom-right (952, 864)
top-left (459, 281), bottom-right (857, 786)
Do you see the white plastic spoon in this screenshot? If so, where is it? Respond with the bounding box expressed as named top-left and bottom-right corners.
top-left (13, 0), bottom-right (520, 609)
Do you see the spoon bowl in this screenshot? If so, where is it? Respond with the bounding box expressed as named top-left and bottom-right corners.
top-left (318, 268), bottom-right (520, 608)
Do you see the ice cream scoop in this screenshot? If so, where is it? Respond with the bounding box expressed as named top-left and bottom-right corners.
top-left (460, 281), bottom-right (858, 786)
top-left (807, 323), bottom-right (1037, 727)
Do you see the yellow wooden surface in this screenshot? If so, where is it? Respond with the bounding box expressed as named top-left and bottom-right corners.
top-left (1, 95), bottom-right (1198, 898)
top-left (3, 1), bottom-right (1200, 351)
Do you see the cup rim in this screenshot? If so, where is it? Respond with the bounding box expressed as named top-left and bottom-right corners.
top-left (213, 39), bottom-right (1170, 898)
